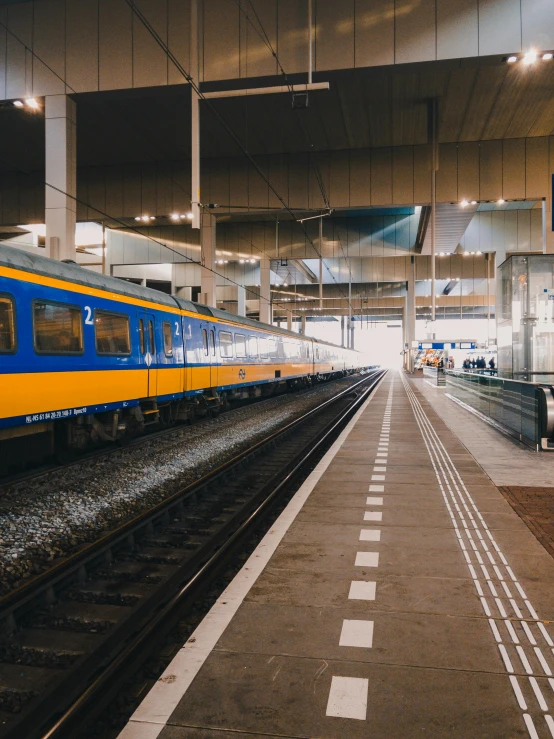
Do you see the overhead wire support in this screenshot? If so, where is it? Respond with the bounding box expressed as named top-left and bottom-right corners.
top-left (125, 0), bottom-right (355, 318)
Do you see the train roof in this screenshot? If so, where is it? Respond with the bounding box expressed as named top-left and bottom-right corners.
top-left (0, 243), bottom-right (357, 352)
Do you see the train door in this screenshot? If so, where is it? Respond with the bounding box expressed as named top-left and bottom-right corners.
top-left (209, 326), bottom-right (217, 388)
top-left (201, 323), bottom-right (217, 389)
top-left (138, 312), bottom-right (158, 397)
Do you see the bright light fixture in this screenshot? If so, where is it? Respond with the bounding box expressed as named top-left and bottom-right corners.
top-left (523, 49), bottom-right (537, 65)
top-left (13, 100), bottom-right (23, 108)
top-left (507, 55), bottom-right (518, 63)
top-left (134, 216), bottom-right (141, 221)
top-left (249, 258), bottom-right (256, 263)
top-left (283, 282), bottom-right (288, 287)
top-left (170, 213), bottom-right (180, 221)
top-left (543, 52), bottom-right (553, 60)
top-left (497, 199), bottom-right (505, 205)
top-left (471, 200), bottom-right (477, 204)
top-left (149, 216), bottom-right (155, 221)
top-left (239, 259), bottom-right (245, 264)
top-left (186, 212), bottom-right (194, 219)
top-left (25, 98), bottom-right (39, 109)
top-left (476, 251), bottom-right (482, 255)
top-left (460, 199), bottom-right (469, 207)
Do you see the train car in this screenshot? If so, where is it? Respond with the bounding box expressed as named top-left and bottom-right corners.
top-left (0, 244), bottom-right (361, 471)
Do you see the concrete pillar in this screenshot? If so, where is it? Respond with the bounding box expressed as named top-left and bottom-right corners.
top-left (406, 257), bottom-right (416, 371)
top-left (45, 95), bottom-right (76, 261)
top-left (350, 322), bottom-right (355, 350)
top-left (259, 258), bottom-right (271, 324)
top-left (544, 197), bottom-right (554, 254)
top-left (301, 315), bottom-right (306, 335)
top-left (200, 211), bottom-right (216, 307)
top-left (237, 285), bottom-right (246, 317)
top-left (341, 316), bottom-right (345, 347)
top-left (286, 312), bottom-right (292, 331)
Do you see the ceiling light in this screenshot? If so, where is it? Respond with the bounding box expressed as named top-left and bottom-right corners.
top-left (13, 100), bottom-right (23, 108)
top-left (460, 199), bottom-right (469, 207)
top-left (523, 49), bottom-right (537, 65)
top-left (149, 216), bottom-right (155, 221)
top-left (25, 98), bottom-right (39, 109)
top-left (283, 282), bottom-right (288, 287)
top-left (250, 258), bottom-right (256, 263)
top-left (497, 199), bottom-right (505, 205)
top-left (476, 251), bottom-right (482, 255)
top-left (543, 52), bottom-right (553, 60)
top-left (134, 216), bottom-right (141, 221)
top-left (186, 212), bottom-right (194, 219)
top-left (507, 55), bottom-right (518, 63)
top-left (170, 213), bottom-right (180, 221)
top-left (141, 215), bottom-right (150, 222)
top-left (470, 200), bottom-right (477, 205)
top-left (239, 259), bottom-right (245, 264)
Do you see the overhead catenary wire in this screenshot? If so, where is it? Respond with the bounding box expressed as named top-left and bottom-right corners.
top-left (0, 19), bottom-right (288, 317)
top-left (123, 0), bottom-right (355, 316)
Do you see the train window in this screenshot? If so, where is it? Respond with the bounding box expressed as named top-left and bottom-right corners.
top-left (268, 338), bottom-right (278, 358)
top-left (33, 300), bottom-right (83, 354)
top-left (248, 335), bottom-right (258, 358)
top-left (277, 338), bottom-right (285, 359)
top-left (210, 329), bottom-right (216, 356)
top-left (163, 322), bottom-right (173, 356)
top-left (235, 333), bottom-right (246, 358)
top-left (202, 328), bottom-right (209, 356)
top-left (148, 320), bottom-right (155, 354)
top-left (219, 331), bottom-right (233, 358)
top-left (259, 337), bottom-right (268, 358)
top-left (138, 319), bottom-right (145, 354)
top-left (94, 311), bottom-right (131, 355)
top-left (0, 295), bottom-right (15, 353)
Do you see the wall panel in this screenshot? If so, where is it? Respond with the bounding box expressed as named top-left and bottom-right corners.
top-left (0, 8), bottom-right (7, 101)
top-left (525, 137), bottom-right (548, 199)
top-left (436, 143), bottom-right (458, 202)
top-left (457, 141), bottom-right (479, 201)
top-left (168, 0), bottom-right (190, 85)
top-left (478, 0), bottom-right (520, 56)
top-left (277, 0), bottom-right (308, 74)
top-left (202, 0), bottom-right (239, 81)
top-left (370, 147), bottom-right (392, 205)
top-left (99, 0), bottom-right (133, 91)
top-left (244, 0), bottom-right (277, 78)
top-left (133, 0), bottom-right (168, 89)
top-left (32, 0), bottom-right (65, 95)
top-left (315, 0), bottom-right (354, 72)
top-left (521, 0), bottom-right (554, 51)
top-left (349, 149), bottom-right (371, 207)
top-left (354, 0), bottom-right (394, 68)
top-left (437, 0), bottom-right (478, 60)
top-left (394, 0), bottom-right (436, 64)
top-left (6, 3), bottom-right (32, 99)
top-left (392, 146), bottom-right (414, 204)
top-left (413, 145), bottom-right (431, 203)
top-left (479, 140), bottom-right (502, 201)
top-left (66, 0), bottom-right (99, 92)
top-left (502, 138), bottom-right (525, 200)
top-left (329, 150), bottom-right (350, 207)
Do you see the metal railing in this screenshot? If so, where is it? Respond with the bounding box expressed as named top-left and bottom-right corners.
top-left (444, 370), bottom-right (554, 450)
top-left (423, 366), bottom-right (446, 386)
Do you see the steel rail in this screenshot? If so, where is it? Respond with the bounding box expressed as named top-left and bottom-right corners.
top-left (39, 368), bottom-right (386, 739)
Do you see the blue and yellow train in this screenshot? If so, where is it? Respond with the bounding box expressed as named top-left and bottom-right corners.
top-left (0, 244), bottom-right (361, 470)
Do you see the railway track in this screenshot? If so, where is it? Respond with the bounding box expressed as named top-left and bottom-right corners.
top-left (0, 368), bottom-right (386, 739)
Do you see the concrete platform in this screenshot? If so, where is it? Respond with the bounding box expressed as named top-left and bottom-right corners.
top-left (118, 371), bottom-right (554, 739)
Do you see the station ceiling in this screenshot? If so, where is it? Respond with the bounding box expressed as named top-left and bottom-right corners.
top-left (0, 54), bottom-right (552, 176)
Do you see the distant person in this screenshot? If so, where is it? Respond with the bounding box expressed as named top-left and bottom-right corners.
top-left (489, 357), bottom-right (495, 372)
top-left (471, 358), bottom-right (476, 369)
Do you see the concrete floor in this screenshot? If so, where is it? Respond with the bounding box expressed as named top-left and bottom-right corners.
top-left (120, 371), bottom-right (554, 739)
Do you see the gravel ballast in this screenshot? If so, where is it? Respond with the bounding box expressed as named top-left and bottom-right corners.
top-left (0, 375), bottom-right (369, 595)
